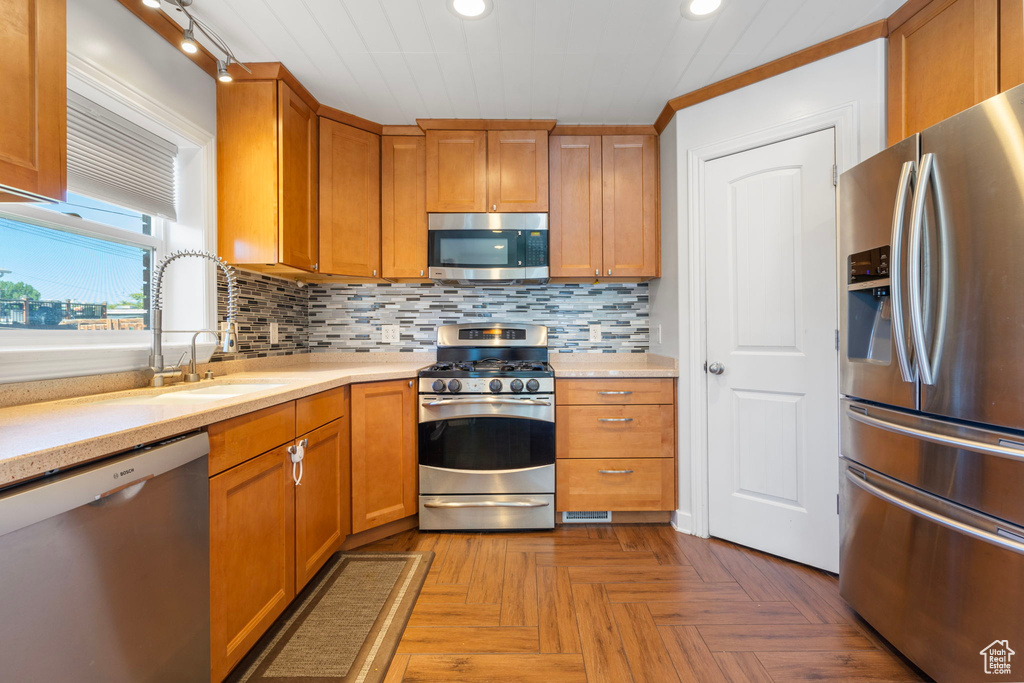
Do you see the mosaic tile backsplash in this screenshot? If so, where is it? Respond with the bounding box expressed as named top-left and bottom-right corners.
top-left (210, 269), bottom-right (309, 362)
top-left (307, 283), bottom-right (650, 353)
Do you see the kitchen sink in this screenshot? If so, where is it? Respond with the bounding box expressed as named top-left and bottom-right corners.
top-left (94, 383), bottom-right (288, 406)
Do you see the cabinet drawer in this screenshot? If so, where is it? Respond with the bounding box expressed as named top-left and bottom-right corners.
top-left (556, 378), bottom-right (674, 405)
top-left (296, 386), bottom-right (348, 435)
top-left (557, 405), bottom-right (674, 459)
top-left (208, 402), bottom-right (295, 476)
top-left (556, 458), bottom-right (675, 511)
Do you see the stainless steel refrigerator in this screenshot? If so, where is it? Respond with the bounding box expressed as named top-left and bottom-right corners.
top-left (838, 84), bottom-right (1024, 682)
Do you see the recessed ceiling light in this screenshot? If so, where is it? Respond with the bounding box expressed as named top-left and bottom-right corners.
top-left (448, 0), bottom-right (493, 20)
top-left (682, 0), bottom-right (722, 19)
top-left (141, 0), bottom-right (161, 7)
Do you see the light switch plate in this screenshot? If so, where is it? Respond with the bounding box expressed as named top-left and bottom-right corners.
top-left (382, 324), bottom-right (400, 343)
top-left (589, 324), bottom-right (602, 342)
top-left (269, 322), bottom-right (279, 345)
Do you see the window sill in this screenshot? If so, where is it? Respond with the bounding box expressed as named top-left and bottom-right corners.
top-left (0, 341), bottom-right (216, 384)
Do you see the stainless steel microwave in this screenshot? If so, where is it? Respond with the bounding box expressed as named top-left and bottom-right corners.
top-left (427, 213), bottom-right (549, 286)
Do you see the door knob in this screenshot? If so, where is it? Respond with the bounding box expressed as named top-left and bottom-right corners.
top-left (708, 362), bottom-right (725, 375)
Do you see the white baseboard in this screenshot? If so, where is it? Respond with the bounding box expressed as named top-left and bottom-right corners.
top-left (670, 510), bottom-right (693, 534)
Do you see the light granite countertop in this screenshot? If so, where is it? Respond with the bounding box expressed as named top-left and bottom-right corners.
top-left (549, 353), bottom-right (678, 378)
top-left (0, 359), bottom-right (429, 487)
top-left (0, 352), bottom-right (678, 487)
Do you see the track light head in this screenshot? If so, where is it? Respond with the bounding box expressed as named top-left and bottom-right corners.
top-left (217, 60), bottom-right (233, 83)
top-left (181, 21), bottom-right (198, 54)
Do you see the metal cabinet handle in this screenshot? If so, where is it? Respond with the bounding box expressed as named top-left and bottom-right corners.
top-left (890, 159), bottom-right (916, 383)
top-left (420, 269), bottom-right (425, 277)
top-left (845, 469), bottom-right (1024, 556)
top-left (423, 500), bottom-right (549, 508)
top-left (372, 269), bottom-right (377, 277)
top-left (595, 269), bottom-right (599, 276)
top-left (598, 469), bottom-right (633, 474)
top-left (597, 391), bottom-right (632, 395)
top-left (492, 204), bottom-right (497, 211)
top-left (607, 269), bottom-right (612, 276)
top-left (598, 417), bottom-right (634, 422)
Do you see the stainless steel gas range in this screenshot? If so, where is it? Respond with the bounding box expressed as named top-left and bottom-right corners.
top-left (417, 323), bottom-right (555, 530)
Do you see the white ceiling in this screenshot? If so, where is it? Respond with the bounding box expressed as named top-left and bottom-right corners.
top-left (166, 0), bottom-right (903, 125)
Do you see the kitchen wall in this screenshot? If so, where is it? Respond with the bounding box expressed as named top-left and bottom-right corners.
top-left (307, 283), bottom-right (650, 353)
top-left (654, 40), bottom-right (888, 533)
top-left (210, 270), bottom-right (309, 362)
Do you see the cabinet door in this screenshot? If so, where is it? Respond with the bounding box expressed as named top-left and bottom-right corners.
top-left (0, 0), bottom-right (65, 201)
top-left (382, 136), bottom-right (427, 279)
top-left (487, 130), bottom-right (549, 212)
top-left (888, 0), bottom-right (999, 144)
top-left (602, 135), bottom-right (659, 277)
top-left (320, 118), bottom-right (381, 277)
top-left (425, 130), bottom-right (487, 212)
top-left (278, 81), bottom-right (318, 271)
top-left (350, 379), bottom-right (416, 533)
top-left (210, 446), bottom-right (295, 682)
top-left (295, 418), bottom-right (350, 591)
top-left (549, 135), bottom-right (602, 277)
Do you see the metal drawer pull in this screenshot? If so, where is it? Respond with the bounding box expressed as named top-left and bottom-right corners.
top-left (597, 391), bottom-right (633, 395)
top-left (848, 408), bottom-right (1024, 463)
top-left (598, 417), bottom-right (634, 422)
top-left (845, 470), bottom-right (1024, 556)
top-left (423, 500), bottom-right (550, 508)
top-left (598, 469), bottom-right (633, 474)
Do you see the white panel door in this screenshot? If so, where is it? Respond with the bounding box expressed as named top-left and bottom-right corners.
top-left (705, 128), bottom-right (840, 572)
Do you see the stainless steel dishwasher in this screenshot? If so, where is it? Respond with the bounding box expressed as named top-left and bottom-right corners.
top-left (0, 432), bottom-right (210, 683)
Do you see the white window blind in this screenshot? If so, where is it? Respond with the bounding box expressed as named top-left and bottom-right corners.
top-left (66, 91), bottom-right (179, 220)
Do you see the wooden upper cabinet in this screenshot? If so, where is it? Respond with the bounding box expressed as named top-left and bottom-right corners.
top-left (426, 130), bottom-right (487, 212)
top-left (319, 118), bottom-right (380, 277)
top-left (382, 135), bottom-right (427, 279)
top-left (217, 80), bottom-right (318, 274)
top-left (487, 130), bottom-right (549, 212)
top-left (602, 135), bottom-right (659, 278)
top-left (0, 0), bottom-right (66, 202)
top-left (350, 380), bottom-right (417, 533)
top-left (888, 0), bottom-right (999, 144)
top-left (294, 417), bottom-right (350, 592)
top-left (278, 82), bottom-right (318, 271)
top-left (549, 136), bottom-right (602, 277)
top-left (210, 446), bottom-right (295, 682)
top-left (1001, 0), bottom-right (1024, 92)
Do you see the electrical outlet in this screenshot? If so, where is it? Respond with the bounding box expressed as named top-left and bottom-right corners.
top-left (269, 322), bottom-right (279, 345)
top-left (381, 324), bottom-right (400, 343)
top-left (589, 324), bottom-right (602, 342)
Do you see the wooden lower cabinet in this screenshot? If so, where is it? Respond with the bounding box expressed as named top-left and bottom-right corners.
top-left (210, 446), bottom-right (295, 682)
top-left (294, 418), bottom-right (350, 591)
top-left (350, 379), bottom-right (417, 533)
top-left (556, 458), bottom-right (675, 511)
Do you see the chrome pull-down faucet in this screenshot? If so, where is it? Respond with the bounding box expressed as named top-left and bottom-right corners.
top-left (149, 250), bottom-right (238, 387)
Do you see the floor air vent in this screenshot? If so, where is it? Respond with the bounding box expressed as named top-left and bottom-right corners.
top-left (561, 511), bottom-right (612, 523)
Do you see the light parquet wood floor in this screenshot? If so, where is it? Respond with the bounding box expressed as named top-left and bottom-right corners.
top-left (361, 524), bottom-right (930, 683)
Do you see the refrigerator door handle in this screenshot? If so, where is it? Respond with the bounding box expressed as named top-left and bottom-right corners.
top-left (847, 406), bottom-right (1024, 464)
top-left (908, 152), bottom-right (950, 386)
top-left (890, 160), bottom-right (916, 383)
top-left (845, 468), bottom-right (1024, 556)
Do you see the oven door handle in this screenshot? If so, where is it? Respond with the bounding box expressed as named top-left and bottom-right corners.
top-left (422, 499), bottom-right (550, 509)
top-left (422, 398), bottom-right (552, 407)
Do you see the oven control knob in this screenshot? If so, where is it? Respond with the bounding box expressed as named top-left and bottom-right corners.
top-left (432, 379), bottom-right (446, 393)
top-left (526, 379), bottom-right (540, 393)
top-left (489, 379), bottom-right (503, 393)
top-left (447, 379), bottom-right (462, 393)
top-left (510, 379), bottom-right (524, 393)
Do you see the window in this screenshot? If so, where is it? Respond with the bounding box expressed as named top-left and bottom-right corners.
top-left (0, 194), bottom-right (160, 332)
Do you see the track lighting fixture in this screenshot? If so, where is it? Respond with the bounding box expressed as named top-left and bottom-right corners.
top-left (180, 20), bottom-right (198, 54)
top-left (140, 0), bottom-right (252, 79)
top-left (217, 60), bottom-right (233, 83)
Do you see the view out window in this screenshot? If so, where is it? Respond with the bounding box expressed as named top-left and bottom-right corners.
top-left (0, 193), bottom-right (156, 332)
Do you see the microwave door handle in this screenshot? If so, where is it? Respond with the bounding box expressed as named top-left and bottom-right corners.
top-left (890, 159), bottom-right (916, 383)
